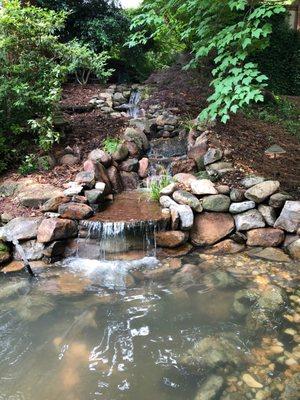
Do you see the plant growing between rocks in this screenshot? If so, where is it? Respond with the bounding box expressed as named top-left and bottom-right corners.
top-left (102, 137), bottom-right (122, 154)
top-left (149, 174), bottom-right (172, 201)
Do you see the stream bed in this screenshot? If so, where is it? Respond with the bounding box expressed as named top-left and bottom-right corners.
top-left (0, 252), bottom-right (299, 400)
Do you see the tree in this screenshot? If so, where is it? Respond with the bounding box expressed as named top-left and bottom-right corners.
top-left (128, 0), bottom-right (293, 123)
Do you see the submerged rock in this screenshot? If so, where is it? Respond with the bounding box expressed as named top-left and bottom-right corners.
top-left (248, 247), bottom-right (290, 262)
top-left (194, 375), bottom-right (224, 400)
top-left (191, 212), bottom-right (235, 246)
top-left (180, 335), bottom-right (247, 375)
top-left (283, 373), bottom-right (300, 400)
top-left (205, 239), bottom-right (245, 254)
top-left (246, 228), bottom-right (284, 247)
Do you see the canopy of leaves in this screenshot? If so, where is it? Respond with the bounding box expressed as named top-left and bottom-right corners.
top-left (129, 0), bottom-right (294, 123)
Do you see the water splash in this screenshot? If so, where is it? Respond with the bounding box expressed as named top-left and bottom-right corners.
top-left (9, 237), bottom-right (35, 277)
top-left (127, 90), bottom-right (141, 118)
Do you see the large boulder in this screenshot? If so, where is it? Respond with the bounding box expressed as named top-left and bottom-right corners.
top-left (234, 209), bottom-right (265, 231)
top-left (0, 217), bottom-right (42, 241)
top-left (58, 203), bottom-right (93, 220)
top-left (202, 194), bottom-right (231, 212)
top-left (246, 228), bottom-right (285, 247)
top-left (190, 179), bottom-right (217, 195)
top-left (16, 184), bottom-right (63, 208)
top-left (191, 212), bottom-right (235, 246)
top-left (155, 231), bottom-right (189, 248)
top-left (37, 218), bottom-right (78, 243)
top-left (274, 201), bottom-right (300, 233)
top-left (173, 190), bottom-right (201, 211)
top-left (245, 180), bottom-right (280, 203)
top-left (123, 127), bottom-right (149, 151)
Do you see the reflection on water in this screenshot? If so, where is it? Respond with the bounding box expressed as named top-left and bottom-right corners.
top-left (0, 253), bottom-right (298, 400)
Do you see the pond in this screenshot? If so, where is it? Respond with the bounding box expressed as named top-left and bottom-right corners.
top-left (0, 252), bottom-right (299, 400)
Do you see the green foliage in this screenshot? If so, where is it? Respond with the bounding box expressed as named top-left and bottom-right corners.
top-left (245, 96), bottom-right (300, 138)
top-left (149, 174), bottom-right (172, 202)
top-left (102, 137), bottom-right (121, 154)
top-left (0, 0), bottom-right (111, 174)
top-left (18, 154), bottom-right (38, 175)
top-left (129, 0), bottom-right (291, 123)
top-left (253, 15), bottom-right (300, 96)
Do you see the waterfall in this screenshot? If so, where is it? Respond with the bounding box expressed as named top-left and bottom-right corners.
top-left (127, 90), bottom-right (141, 118)
top-left (11, 238), bottom-right (35, 277)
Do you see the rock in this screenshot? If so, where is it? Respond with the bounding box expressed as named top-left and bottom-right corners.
top-left (204, 148), bottom-right (223, 166)
top-left (58, 203), bottom-right (93, 220)
top-left (123, 127), bottom-right (149, 151)
top-left (0, 241), bottom-right (10, 265)
top-left (59, 154), bottom-right (80, 166)
top-left (191, 179), bottom-right (217, 195)
top-left (171, 158), bottom-right (197, 175)
top-left (229, 201), bottom-right (256, 214)
top-left (216, 185), bottom-right (230, 194)
top-left (258, 204), bottom-right (277, 226)
top-left (187, 145), bottom-right (207, 170)
top-left (124, 140), bottom-right (141, 158)
top-left (138, 157), bottom-right (149, 178)
top-left (17, 184), bottom-right (63, 208)
top-left (274, 201), bottom-right (300, 233)
top-left (150, 137), bottom-right (187, 158)
top-left (205, 239), bottom-right (245, 254)
top-left (75, 171), bottom-right (95, 188)
top-left (269, 192), bottom-right (292, 208)
top-left (156, 113), bottom-right (178, 126)
top-left (282, 372), bottom-right (300, 400)
top-left (202, 194), bottom-right (231, 212)
top-left (41, 195), bottom-right (70, 212)
top-left (107, 166), bottom-right (123, 193)
top-left (180, 335), bottom-right (246, 374)
top-left (206, 161), bottom-right (234, 176)
top-left (257, 285), bottom-right (286, 311)
top-left (230, 188), bottom-right (245, 202)
top-left (95, 182), bottom-right (106, 192)
top-left (37, 218), bottom-right (78, 243)
top-left (157, 243), bottom-right (193, 257)
top-left (84, 189), bottom-right (104, 204)
top-left (88, 149), bottom-right (111, 167)
top-left (287, 239), bottom-right (300, 260)
top-left (173, 190), bottom-right (201, 210)
top-left (246, 228), bottom-right (284, 247)
top-left (113, 92), bottom-right (126, 103)
top-left (63, 183), bottom-right (83, 196)
top-left (234, 209), bottom-right (265, 231)
top-left (241, 175), bottom-right (265, 188)
top-left (242, 374), bottom-right (263, 389)
top-left (245, 180), bottom-right (280, 203)
top-left (194, 375), bottom-right (224, 400)
top-left (170, 204), bottom-right (194, 230)
top-left (159, 195), bottom-right (177, 208)
top-left (173, 173), bottom-right (197, 190)
top-left (120, 171), bottom-right (140, 190)
top-left (0, 181), bottom-right (19, 197)
top-left (13, 239), bottom-right (45, 261)
top-left (42, 241), bottom-right (66, 259)
top-left (283, 234), bottom-right (298, 247)
top-left (112, 144), bottom-right (129, 162)
top-left (119, 158), bottom-right (139, 172)
top-left (160, 182), bottom-right (177, 196)
top-left (155, 231), bottom-right (189, 248)
top-left (248, 247), bottom-right (290, 262)
top-left (0, 217), bottom-right (42, 241)
top-left (1, 213), bottom-right (13, 223)
top-left (191, 213), bottom-right (235, 246)
top-left (171, 263), bottom-right (202, 287)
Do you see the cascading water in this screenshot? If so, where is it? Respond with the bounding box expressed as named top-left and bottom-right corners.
top-left (127, 90), bottom-right (141, 118)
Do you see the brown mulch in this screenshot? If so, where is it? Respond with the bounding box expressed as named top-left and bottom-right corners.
top-left (215, 114), bottom-right (300, 195)
top-left (60, 83), bottom-right (105, 107)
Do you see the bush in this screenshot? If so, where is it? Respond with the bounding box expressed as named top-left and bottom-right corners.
top-left (0, 0), bottom-right (111, 174)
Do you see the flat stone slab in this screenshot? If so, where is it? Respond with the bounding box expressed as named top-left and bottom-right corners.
top-left (17, 184), bottom-right (63, 208)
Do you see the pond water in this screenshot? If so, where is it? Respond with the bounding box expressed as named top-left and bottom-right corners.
top-left (0, 252), bottom-right (299, 400)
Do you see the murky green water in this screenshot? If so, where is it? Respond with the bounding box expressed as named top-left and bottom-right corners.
top-left (0, 253), bottom-right (299, 400)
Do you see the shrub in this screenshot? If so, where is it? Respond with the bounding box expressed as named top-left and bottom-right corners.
top-left (0, 0), bottom-right (112, 174)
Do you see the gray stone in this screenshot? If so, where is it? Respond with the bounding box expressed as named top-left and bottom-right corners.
top-left (160, 182), bottom-right (177, 196)
top-left (13, 239), bottom-right (45, 261)
top-left (150, 137), bottom-right (186, 158)
top-left (112, 144), bottom-right (129, 162)
top-left (241, 175), bottom-right (265, 188)
top-left (245, 180), bottom-right (280, 203)
top-left (156, 113), bottom-right (179, 126)
top-left (119, 158), bottom-right (139, 172)
top-left (248, 247), bottom-right (290, 262)
top-left (75, 171), bottom-right (95, 188)
top-left (0, 181), bottom-right (19, 197)
top-left (194, 375), bottom-right (224, 400)
top-left (17, 184), bottom-right (63, 208)
top-left (206, 161), bottom-right (234, 176)
top-left (63, 183), bottom-right (83, 196)
top-left (159, 195), bottom-right (177, 209)
top-left (95, 182), bottom-right (106, 192)
top-left (170, 204), bottom-right (194, 230)
top-left (191, 179), bottom-right (217, 195)
top-left (84, 189), bottom-right (104, 204)
top-left (274, 201), bottom-right (300, 232)
top-left (269, 192), bottom-right (292, 208)
top-left (287, 239), bottom-right (300, 260)
top-left (258, 204), bottom-right (277, 226)
top-left (229, 201), bottom-right (256, 214)
top-left (88, 149), bottom-right (111, 167)
top-left (173, 190), bottom-right (201, 210)
top-left (124, 127), bottom-right (149, 151)
top-left (216, 185), bottom-right (230, 195)
top-left (173, 173), bottom-right (197, 190)
top-left (230, 188), bottom-right (245, 202)
top-left (234, 209), bottom-right (265, 231)
top-left (202, 194), bottom-right (230, 212)
top-left (0, 217), bottom-right (42, 241)
top-left (203, 148), bottom-right (223, 166)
